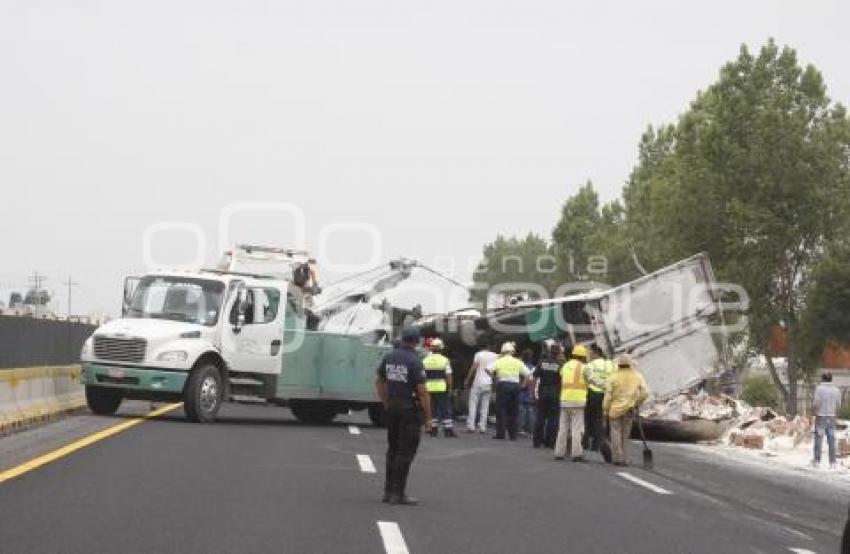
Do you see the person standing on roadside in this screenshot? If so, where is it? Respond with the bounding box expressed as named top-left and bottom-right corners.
top-left (518, 349), bottom-right (537, 436)
top-left (812, 371), bottom-right (841, 469)
top-left (533, 342), bottom-right (563, 449)
top-left (375, 327), bottom-right (432, 505)
top-left (490, 342), bottom-right (530, 440)
top-left (422, 338), bottom-right (457, 438)
top-left (583, 344), bottom-right (614, 461)
top-left (554, 345), bottom-right (589, 461)
top-left (603, 354), bottom-right (650, 467)
top-left (464, 343), bottom-right (497, 433)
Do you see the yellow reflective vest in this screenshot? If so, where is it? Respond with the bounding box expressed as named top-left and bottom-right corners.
top-left (423, 353), bottom-right (451, 393)
top-left (560, 359), bottom-right (588, 407)
top-left (586, 358), bottom-right (615, 393)
top-left (492, 355), bottom-right (525, 382)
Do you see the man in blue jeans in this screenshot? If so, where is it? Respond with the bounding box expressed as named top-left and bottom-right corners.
top-left (812, 372), bottom-right (841, 469)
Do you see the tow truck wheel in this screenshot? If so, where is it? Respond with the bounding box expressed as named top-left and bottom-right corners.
top-left (85, 385), bottom-right (123, 415)
top-left (367, 403), bottom-right (386, 428)
top-left (184, 364), bottom-right (223, 423)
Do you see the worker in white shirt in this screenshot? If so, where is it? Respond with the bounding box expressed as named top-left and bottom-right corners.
top-left (464, 343), bottom-right (498, 433)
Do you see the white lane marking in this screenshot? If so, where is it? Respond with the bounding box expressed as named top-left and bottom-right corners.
top-left (357, 454), bottom-right (376, 473)
top-left (349, 425), bottom-right (361, 435)
top-left (788, 549), bottom-right (817, 554)
top-left (377, 521), bottom-right (409, 554)
top-left (617, 472), bottom-right (672, 495)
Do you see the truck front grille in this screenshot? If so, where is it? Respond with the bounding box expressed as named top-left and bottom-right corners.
top-left (93, 336), bottom-right (147, 363)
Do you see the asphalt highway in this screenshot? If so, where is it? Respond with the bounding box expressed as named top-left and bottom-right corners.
top-left (0, 402), bottom-right (843, 553)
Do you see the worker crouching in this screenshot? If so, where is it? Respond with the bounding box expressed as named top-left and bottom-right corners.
top-left (603, 354), bottom-right (650, 467)
top-left (423, 338), bottom-right (457, 438)
top-left (555, 345), bottom-right (589, 462)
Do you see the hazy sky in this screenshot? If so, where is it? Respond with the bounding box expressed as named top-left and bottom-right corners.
top-left (1, 0), bottom-right (848, 316)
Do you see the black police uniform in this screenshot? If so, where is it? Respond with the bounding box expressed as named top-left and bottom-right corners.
top-left (377, 345), bottom-right (425, 500)
top-left (533, 356), bottom-right (561, 448)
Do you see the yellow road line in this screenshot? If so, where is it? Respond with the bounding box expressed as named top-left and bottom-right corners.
top-left (0, 403), bottom-right (183, 484)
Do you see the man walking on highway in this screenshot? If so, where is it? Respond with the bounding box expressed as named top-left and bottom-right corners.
top-left (489, 342), bottom-right (530, 440)
top-left (375, 327), bottom-right (432, 505)
top-left (583, 344), bottom-right (613, 461)
top-left (813, 371), bottom-right (841, 469)
top-left (465, 343), bottom-right (497, 433)
top-left (532, 342), bottom-right (562, 449)
top-left (423, 338), bottom-right (457, 438)
top-left (555, 345), bottom-right (589, 461)
top-left (603, 354), bottom-right (650, 467)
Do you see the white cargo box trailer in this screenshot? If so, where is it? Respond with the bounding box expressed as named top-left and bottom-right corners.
top-left (519, 252), bottom-right (724, 400)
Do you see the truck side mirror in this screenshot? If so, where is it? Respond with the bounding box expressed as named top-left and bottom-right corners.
top-left (232, 288), bottom-right (247, 334)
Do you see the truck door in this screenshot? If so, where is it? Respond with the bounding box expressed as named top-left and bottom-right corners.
top-left (221, 286), bottom-right (284, 375)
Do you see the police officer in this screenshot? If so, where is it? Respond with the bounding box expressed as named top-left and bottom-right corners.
top-left (375, 327), bottom-right (432, 505)
top-left (532, 342), bottom-right (563, 449)
top-left (422, 338), bottom-right (457, 438)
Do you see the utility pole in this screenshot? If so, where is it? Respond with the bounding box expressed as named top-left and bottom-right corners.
top-left (29, 271), bottom-right (46, 295)
top-left (28, 271), bottom-right (47, 317)
top-left (63, 275), bottom-right (79, 317)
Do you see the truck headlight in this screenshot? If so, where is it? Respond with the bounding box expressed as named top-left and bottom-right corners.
top-left (156, 350), bottom-right (189, 362)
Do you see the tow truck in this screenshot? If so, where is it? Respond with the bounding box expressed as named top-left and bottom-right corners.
top-left (79, 245), bottom-right (415, 425)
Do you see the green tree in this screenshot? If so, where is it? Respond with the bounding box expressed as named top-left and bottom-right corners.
top-left (551, 181), bottom-right (637, 288)
top-left (798, 243), bottom-right (850, 369)
top-left (470, 233), bottom-right (554, 308)
top-left (623, 39), bottom-right (850, 414)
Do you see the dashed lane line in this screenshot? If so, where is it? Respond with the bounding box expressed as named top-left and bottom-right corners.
top-left (377, 521), bottom-right (409, 554)
top-left (617, 471), bottom-right (673, 495)
top-left (0, 403), bottom-right (183, 484)
top-left (788, 548), bottom-right (817, 554)
top-left (349, 425), bottom-right (361, 435)
top-left (357, 454), bottom-right (377, 473)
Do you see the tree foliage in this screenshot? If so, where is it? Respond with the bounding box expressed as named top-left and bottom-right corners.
top-left (471, 233), bottom-right (553, 308)
top-left (617, 40), bottom-right (850, 414)
top-left (472, 39), bottom-right (850, 416)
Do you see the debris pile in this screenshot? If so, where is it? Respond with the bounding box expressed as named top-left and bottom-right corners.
top-left (643, 392), bottom-right (740, 422)
top-left (726, 409), bottom-right (809, 451)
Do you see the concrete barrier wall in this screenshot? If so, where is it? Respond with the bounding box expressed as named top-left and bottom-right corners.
top-left (0, 316), bottom-right (96, 369)
top-left (0, 366), bottom-right (85, 435)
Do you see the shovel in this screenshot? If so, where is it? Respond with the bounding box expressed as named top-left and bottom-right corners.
top-left (635, 412), bottom-right (654, 470)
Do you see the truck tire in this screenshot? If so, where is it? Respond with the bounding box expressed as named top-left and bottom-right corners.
top-left (184, 364), bottom-right (223, 423)
top-left (85, 385), bottom-right (123, 415)
top-left (367, 403), bottom-right (386, 428)
top-left (290, 401), bottom-right (337, 425)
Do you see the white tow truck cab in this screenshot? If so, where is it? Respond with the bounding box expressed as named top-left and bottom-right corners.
top-left (80, 245), bottom-right (332, 422)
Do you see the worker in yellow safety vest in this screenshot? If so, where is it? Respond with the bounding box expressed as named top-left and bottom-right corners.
top-left (555, 344), bottom-right (589, 461)
top-left (583, 344), bottom-right (615, 462)
top-left (423, 338), bottom-right (456, 437)
top-left (488, 342), bottom-right (531, 440)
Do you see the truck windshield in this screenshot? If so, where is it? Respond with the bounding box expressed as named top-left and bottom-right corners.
top-left (126, 276), bottom-right (225, 326)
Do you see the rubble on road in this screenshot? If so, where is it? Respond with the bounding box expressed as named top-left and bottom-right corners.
top-left (642, 391), bottom-right (740, 422)
top-left (639, 391), bottom-right (744, 442)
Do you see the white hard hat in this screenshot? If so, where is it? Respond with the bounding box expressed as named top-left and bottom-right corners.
top-left (429, 338), bottom-right (445, 350)
top-left (501, 341), bottom-right (516, 354)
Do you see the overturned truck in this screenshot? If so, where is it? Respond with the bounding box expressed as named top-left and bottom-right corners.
top-left (417, 253), bottom-right (731, 440)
